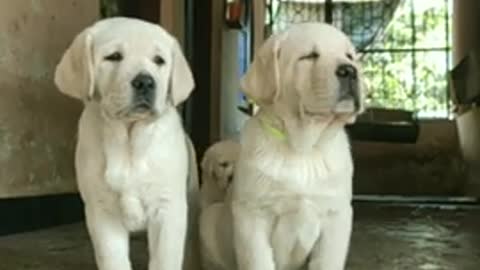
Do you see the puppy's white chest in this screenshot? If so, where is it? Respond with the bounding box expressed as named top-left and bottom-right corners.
top-left (263, 156), bottom-right (343, 196)
top-left (104, 138), bottom-right (186, 231)
top-left (273, 157), bottom-right (331, 188)
top-left (104, 139), bottom-right (153, 190)
top-left (94, 115), bottom-right (188, 231)
top-left (103, 119), bottom-right (187, 190)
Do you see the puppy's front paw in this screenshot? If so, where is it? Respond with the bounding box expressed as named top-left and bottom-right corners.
top-left (120, 196), bottom-right (146, 231)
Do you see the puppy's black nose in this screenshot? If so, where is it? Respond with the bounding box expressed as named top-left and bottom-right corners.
top-left (336, 64), bottom-right (357, 80)
top-left (337, 64), bottom-right (360, 111)
top-left (131, 73), bottom-right (156, 96)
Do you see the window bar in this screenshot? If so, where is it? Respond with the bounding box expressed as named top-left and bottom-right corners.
top-left (410, 0), bottom-right (417, 112)
top-left (361, 47), bottom-right (451, 54)
top-left (316, 0), bottom-right (321, 22)
top-left (445, 0), bottom-right (451, 116)
top-left (266, 0), bottom-right (274, 37)
top-left (382, 59), bottom-right (387, 103)
top-left (325, 0), bottom-right (333, 24)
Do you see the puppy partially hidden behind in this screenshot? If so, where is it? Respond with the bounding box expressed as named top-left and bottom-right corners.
top-left (200, 22), bottom-right (364, 270)
top-left (200, 139), bottom-right (240, 208)
top-left (54, 17), bottom-right (199, 270)
top-left (199, 139), bottom-right (239, 270)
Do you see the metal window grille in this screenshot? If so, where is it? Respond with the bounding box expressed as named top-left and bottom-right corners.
top-left (100, 0), bottom-right (120, 17)
top-left (265, 0), bottom-right (453, 119)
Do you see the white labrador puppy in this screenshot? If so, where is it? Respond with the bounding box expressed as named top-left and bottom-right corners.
top-left (200, 23), bottom-right (364, 270)
top-left (199, 139), bottom-right (240, 208)
top-left (54, 17), bottom-right (199, 270)
top-left (198, 139), bottom-right (239, 270)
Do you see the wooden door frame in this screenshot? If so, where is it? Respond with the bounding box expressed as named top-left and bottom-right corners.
top-left (187, 0), bottom-right (215, 157)
top-left (117, 0), bottom-right (160, 23)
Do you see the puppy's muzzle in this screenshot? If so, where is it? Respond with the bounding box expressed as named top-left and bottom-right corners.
top-left (131, 72), bottom-right (156, 111)
top-left (336, 64), bottom-right (360, 111)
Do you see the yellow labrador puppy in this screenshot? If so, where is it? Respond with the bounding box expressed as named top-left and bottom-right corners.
top-left (199, 140), bottom-right (239, 270)
top-left (199, 139), bottom-right (240, 208)
top-left (201, 23), bottom-right (364, 270)
top-left (54, 17), bottom-right (199, 270)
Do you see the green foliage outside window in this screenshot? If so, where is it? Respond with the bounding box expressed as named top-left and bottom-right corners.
top-left (361, 0), bottom-right (452, 118)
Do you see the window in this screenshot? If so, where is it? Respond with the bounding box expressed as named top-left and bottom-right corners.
top-left (237, 26), bottom-right (253, 114)
top-left (265, 0), bottom-right (453, 119)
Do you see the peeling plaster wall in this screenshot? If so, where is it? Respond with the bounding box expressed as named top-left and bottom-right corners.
top-left (0, 1), bottom-right (99, 198)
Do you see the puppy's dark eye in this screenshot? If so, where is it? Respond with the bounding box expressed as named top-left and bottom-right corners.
top-left (153, 55), bottom-right (165, 65)
top-left (104, 52), bottom-right (123, 62)
top-left (299, 51), bottom-right (319, 61)
top-left (346, 53), bottom-right (354, 60)
top-left (219, 161), bottom-right (229, 168)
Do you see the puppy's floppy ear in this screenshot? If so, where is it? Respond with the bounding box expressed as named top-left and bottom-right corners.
top-left (168, 39), bottom-right (195, 106)
top-left (345, 65), bottom-right (366, 124)
top-left (200, 152), bottom-right (215, 182)
top-left (241, 32), bottom-right (287, 106)
top-left (54, 27), bottom-right (95, 100)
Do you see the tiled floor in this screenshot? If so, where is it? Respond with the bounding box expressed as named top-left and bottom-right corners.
top-left (0, 203), bottom-right (479, 270)
top-left (347, 203), bottom-right (480, 270)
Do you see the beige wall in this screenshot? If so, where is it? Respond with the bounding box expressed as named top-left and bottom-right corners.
top-left (353, 120), bottom-right (466, 195)
top-left (0, 1), bottom-right (99, 198)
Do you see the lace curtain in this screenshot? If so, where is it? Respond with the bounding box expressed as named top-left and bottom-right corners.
top-left (266, 0), bottom-right (402, 51)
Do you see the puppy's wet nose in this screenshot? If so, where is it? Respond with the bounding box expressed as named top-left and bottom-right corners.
top-left (131, 73), bottom-right (156, 96)
top-left (336, 64), bottom-right (357, 80)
